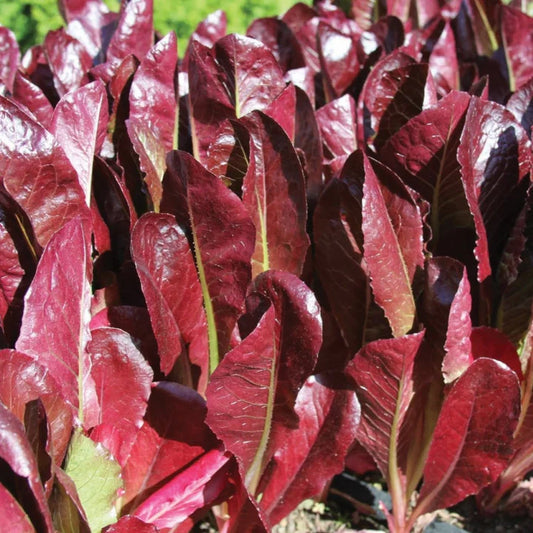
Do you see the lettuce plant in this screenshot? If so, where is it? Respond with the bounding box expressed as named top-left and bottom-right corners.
top-left (0, 0), bottom-right (531, 532)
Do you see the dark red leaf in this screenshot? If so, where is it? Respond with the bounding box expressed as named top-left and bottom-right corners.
top-left (127, 32), bottom-right (179, 210)
top-left (121, 382), bottom-right (218, 508)
top-left (58, 0), bottom-right (118, 60)
top-left (470, 326), bottom-right (522, 380)
top-left (131, 213), bottom-right (208, 386)
top-left (457, 97), bottom-right (531, 285)
top-left (359, 50), bottom-right (430, 151)
top-left (281, 3), bottom-right (320, 71)
top-left (316, 94), bottom-right (357, 177)
top-left (507, 77), bottom-right (533, 141)
top-left (206, 270), bottom-right (322, 496)
top-left (263, 83), bottom-right (297, 142)
top-left (380, 91), bottom-right (473, 266)
top-left (0, 95), bottom-right (91, 247)
top-left (0, 482), bottom-right (34, 532)
top-left (240, 111), bottom-right (309, 277)
top-left (0, 349), bottom-right (73, 467)
top-left (189, 10), bottom-right (227, 49)
top-left (104, 515), bottom-right (157, 532)
top-left (362, 153), bottom-right (421, 337)
top-left (105, 0), bottom-right (154, 75)
top-left (259, 374), bottom-right (360, 524)
top-left (165, 151), bottom-right (254, 369)
top-left (15, 219), bottom-right (97, 427)
top-left (0, 25), bottom-right (19, 92)
top-left (11, 72), bottom-right (54, 128)
top-left (187, 34), bottom-right (286, 161)
top-left (43, 29), bottom-right (92, 97)
top-left (0, 223), bottom-right (25, 328)
top-left (345, 332), bottom-right (425, 478)
top-left (428, 20), bottom-right (459, 96)
top-left (420, 258), bottom-right (473, 384)
top-left (133, 448), bottom-right (230, 528)
top-left (0, 402), bottom-right (54, 531)
top-left (415, 358), bottom-right (520, 516)
top-left (51, 80), bottom-right (108, 205)
top-left (87, 327), bottom-right (153, 464)
top-left (294, 85), bottom-right (323, 201)
top-left (317, 22), bottom-right (360, 100)
top-left (246, 18), bottom-right (306, 72)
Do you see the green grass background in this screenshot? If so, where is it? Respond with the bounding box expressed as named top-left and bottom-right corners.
top-left (1, 0), bottom-right (309, 56)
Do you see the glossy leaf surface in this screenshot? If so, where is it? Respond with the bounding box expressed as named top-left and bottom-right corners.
top-left (416, 358), bottom-right (520, 515)
top-left (131, 212), bottom-right (208, 384)
top-left (16, 219), bottom-right (96, 425)
top-left (241, 111), bottom-right (309, 277)
top-left (206, 271), bottom-right (322, 496)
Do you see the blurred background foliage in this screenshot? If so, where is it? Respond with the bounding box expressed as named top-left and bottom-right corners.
top-left (0, 0), bottom-right (309, 56)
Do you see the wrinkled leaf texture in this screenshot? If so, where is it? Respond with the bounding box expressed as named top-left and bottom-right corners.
top-left (206, 270), bottom-right (322, 497)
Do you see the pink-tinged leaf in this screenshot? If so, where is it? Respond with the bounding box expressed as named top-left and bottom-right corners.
top-left (214, 34), bottom-right (287, 119)
top-left (105, 515), bottom-right (156, 532)
top-left (0, 223), bottom-right (25, 326)
top-left (0, 25), bottom-right (19, 92)
top-left (415, 358), bottom-right (520, 516)
top-left (458, 97), bottom-right (531, 286)
top-left (58, 0), bottom-right (117, 59)
top-left (362, 154), bottom-right (419, 337)
top-left (345, 332), bottom-right (425, 478)
top-left (51, 80), bottom-right (108, 205)
top-left (127, 32), bottom-right (178, 211)
top-left (87, 327), bottom-right (153, 463)
top-left (281, 4), bottom-right (320, 72)
top-left (16, 219), bottom-right (97, 427)
top-left (131, 213), bottom-right (208, 386)
top-left (133, 448), bottom-right (230, 528)
top-left (294, 86), bottom-right (323, 201)
top-left (470, 327), bottom-right (523, 380)
top-left (359, 51), bottom-right (429, 150)
top-left (186, 41), bottom-right (233, 161)
top-left (259, 374), bottom-right (360, 524)
top-left (122, 382), bottom-right (218, 509)
top-left (420, 259), bottom-right (473, 384)
top-left (206, 270), bottom-right (322, 496)
top-left (263, 83), bottom-right (296, 141)
top-left (507, 78), bottom-right (533, 139)
top-left (105, 0), bottom-right (154, 71)
top-left (187, 35), bottom-right (286, 161)
top-left (0, 403), bottom-right (54, 531)
top-left (0, 349), bottom-right (73, 466)
top-left (205, 119), bottom-right (250, 190)
top-left (316, 94), bottom-right (357, 177)
top-left (246, 18), bottom-right (306, 73)
top-left (43, 29), bottom-right (92, 97)
top-left (313, 153), bottom-right (391, 353)
top-left (165, 151), bottom-right (255, 370)
top-left (381, 91), bottom-right (473, 261)
top-left (0, 95), bottom-right (90, 247)
top-left (429, 21), bottom-right (459, 96)
top-left (317, 22), bottom-right (359, 101)
top-left (0, 482), bottom-right (34, 532)
top-left (240, 111), bottom-right (309, 277)
top-left (105, 516), bottom-right (156, 532)
top-left (189, 10), bottom-right (227, 49)
top-left (11, 72), bottom-right (54, 129)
